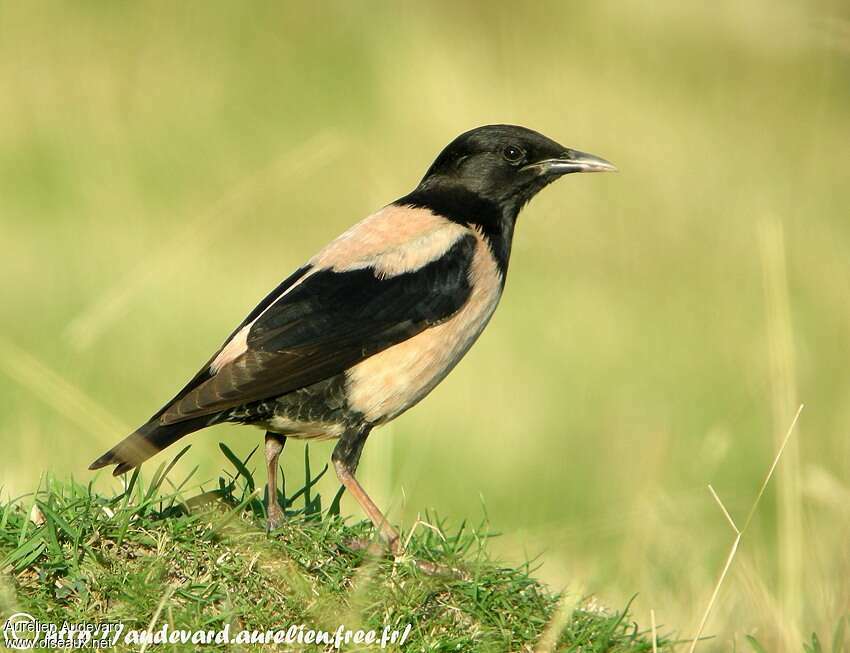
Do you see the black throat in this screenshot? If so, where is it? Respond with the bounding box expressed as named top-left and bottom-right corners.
top-left (394, 185), bottom-right (515, 276)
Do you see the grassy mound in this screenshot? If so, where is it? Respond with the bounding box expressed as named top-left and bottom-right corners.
top-left (0, 446), bottom-right (668, 651)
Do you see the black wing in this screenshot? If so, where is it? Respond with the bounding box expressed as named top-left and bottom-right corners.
top-left (159, 233), bottom-right (476, 424)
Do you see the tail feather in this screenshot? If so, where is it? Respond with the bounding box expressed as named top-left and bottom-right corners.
top-left (89, 415), bottom-right (213, 476)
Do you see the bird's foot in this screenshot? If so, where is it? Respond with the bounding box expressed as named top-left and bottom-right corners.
top-left (344, 536), bottom-right (386, 556)
top-left (344, 535), bottom-right (467, 578)
top-left (411, 558), bottom-right (467, 578)
top-left (266, 503), bottom-right (285, 532)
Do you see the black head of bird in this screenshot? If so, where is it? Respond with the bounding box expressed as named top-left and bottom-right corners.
top-left (401, 124), bottom-right (616, 266)
top-left (89, 124), bottom-right (615, 565)
top-left (418, 125), bottom-right (615, 208)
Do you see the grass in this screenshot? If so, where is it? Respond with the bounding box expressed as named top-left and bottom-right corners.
top-left (1, 447), bottom-right (670, 652)
top-left (1, 2), bottom-right (850, 648)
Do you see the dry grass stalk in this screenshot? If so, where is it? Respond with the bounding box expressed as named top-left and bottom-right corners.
top-left (688, 403), bottom-right (804, 653)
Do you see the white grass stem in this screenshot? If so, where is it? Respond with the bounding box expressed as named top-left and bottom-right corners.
top-left (139, 584), bottom-right (176, 653)
top-left (688, 404), bottom-right (803, 653)
top-left (534, 591), bottom-right (581, 653)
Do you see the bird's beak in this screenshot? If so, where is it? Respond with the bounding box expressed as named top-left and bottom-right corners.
top-left (523, 149), bottom-right (618, 176)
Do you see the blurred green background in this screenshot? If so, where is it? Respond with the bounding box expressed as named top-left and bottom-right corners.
top-left (1, 1), bottom-right (849, 649)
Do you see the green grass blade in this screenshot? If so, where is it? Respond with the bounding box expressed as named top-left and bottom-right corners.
top-left (36, 500), bottom-right (80, 542)
top-left (303, 444), bottom-right (311, 509)
top-left (1, 530), bottom-right (46, 571)
top-left (219, 442), bottom-right (256, 493)
top-left (327, 485), bottom-right (345, 518)
top-left (145, 444), bottom-right (192, 503)
top-left (833, 616), bottom-right (848, 653)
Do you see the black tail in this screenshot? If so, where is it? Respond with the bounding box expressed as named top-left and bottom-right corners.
top-left (89, 415), bottom-right (213, 476)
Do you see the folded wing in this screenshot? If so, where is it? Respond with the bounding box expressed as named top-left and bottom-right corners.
top-left (159, 233), bottom-right (477, 424)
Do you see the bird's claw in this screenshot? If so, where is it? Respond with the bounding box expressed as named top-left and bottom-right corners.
top-left (344, 536), bottom-right (386, 556)
top-left (343, 536), bottom-right (467, 578)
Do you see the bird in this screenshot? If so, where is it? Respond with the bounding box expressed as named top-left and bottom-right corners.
top-left (89, 124), bottom-right (616, 554)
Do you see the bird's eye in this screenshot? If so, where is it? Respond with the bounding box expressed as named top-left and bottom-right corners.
top-left (502, 145), bottom-right (525, 163)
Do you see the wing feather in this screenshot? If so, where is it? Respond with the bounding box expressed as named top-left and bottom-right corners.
top-left (159, 233), bottom-right (476, 424)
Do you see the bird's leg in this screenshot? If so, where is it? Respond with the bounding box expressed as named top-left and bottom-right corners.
top-left (264, 432), bottom-right (287, 531)
top-left (332, 428), bottom-right (462, 577)
top-left (332, 427), bottom-right (401, 554)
